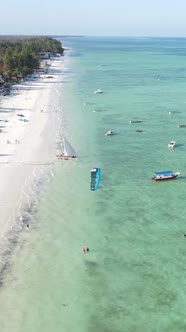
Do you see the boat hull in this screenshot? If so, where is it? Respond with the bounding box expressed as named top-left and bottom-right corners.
top-left (129, 120), bottom-right (142, 123)
top-left (56, 154), bottom-right (76, 160)
top-left (94, 89), bottom-right (103, 94)
top-left (104, 130), bottom-right (113, 136)
top-left (152, 174), bottom-right (178, 181)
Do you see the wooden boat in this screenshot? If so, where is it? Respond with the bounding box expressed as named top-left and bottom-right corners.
top-left (57, 137), bottom-right (77, 160)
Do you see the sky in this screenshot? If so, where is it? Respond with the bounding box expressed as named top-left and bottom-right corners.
top-left (1, 0), bottom-right (186, 37)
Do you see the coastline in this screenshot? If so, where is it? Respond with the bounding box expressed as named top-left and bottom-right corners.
top-left (1, 36), bottom-right (186, 332)
top-left (0, 56), bottom-right (64, 241)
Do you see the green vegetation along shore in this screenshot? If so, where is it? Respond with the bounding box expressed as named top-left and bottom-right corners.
top-left (0, 36), bottom-right (64, 80)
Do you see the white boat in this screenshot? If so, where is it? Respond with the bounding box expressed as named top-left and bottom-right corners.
top-left (94, 89), bottom-right (103, 94)
top-left (104, 130), bottom-right (114, 136)
top-left (57, 137), bottom-right (77, 160)
top-left (168, 141), bottom-right (176, 148)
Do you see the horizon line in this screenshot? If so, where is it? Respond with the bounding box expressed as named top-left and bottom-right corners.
top-left (1, 34), bottom-right (186, 39)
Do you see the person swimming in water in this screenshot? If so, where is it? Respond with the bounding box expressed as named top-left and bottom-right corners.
top-left (82, 247), bottom-right (89, 253)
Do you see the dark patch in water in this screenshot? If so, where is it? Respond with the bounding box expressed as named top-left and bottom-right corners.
top-left (175, 143), bottom-right (184, 147)
top-left (20, 214), bottom-right (30, 224)
top-left (0, 261), bottom-right (10, 275)
top-left (3, 249), bottom-right (12, 257)
top-left (9, 237), bottom-right (18, 246)
top-left (25, 207), bottom-right (32, 214)
top-left (0, 260), bottom-right (11, 287)
top-left (84, 260), bottom-right (98, 273)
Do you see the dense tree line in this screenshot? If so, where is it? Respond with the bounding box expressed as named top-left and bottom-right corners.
top-left (0, 37), bottom-right (64, 79)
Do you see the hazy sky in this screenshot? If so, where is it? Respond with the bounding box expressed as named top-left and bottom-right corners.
top-left (1, 0), bottom-right (186, 37)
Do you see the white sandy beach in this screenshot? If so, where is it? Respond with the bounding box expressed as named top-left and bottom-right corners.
top-left (0, 57), bottom-right (64, 240)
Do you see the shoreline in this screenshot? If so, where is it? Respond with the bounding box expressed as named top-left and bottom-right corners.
top-left (0, 56), bottom-right (64, 240)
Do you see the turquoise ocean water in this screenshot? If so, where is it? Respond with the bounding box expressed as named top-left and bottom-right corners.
top-left (1, 37), bottom-right (186, 331)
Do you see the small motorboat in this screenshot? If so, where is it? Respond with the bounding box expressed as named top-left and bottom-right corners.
top-left (129, 120), bottom-right (142, 124)
top-left (94, 89), bottom-right (103, 94)
top-left (136, 129), bottom-right (143, 133)
top-left (168, 141), bottom-right (176, 148)
top-left (104, 130), bottom-right (114, 136)
top-left (152, 170), bottom-right (180, 181)
top-left (177, 124), bottom-right (186, 128)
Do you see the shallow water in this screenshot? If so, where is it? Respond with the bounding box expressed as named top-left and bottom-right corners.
top-left (1, 37), bottom-right (186, 332)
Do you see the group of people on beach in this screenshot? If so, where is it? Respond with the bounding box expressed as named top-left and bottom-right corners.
top-left (7, 139), bottom-right (20, 144)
